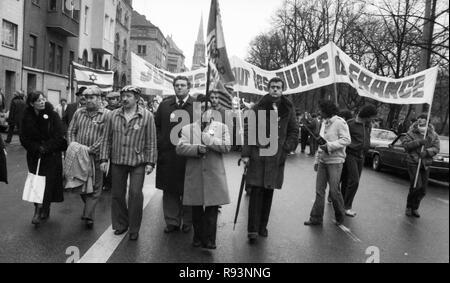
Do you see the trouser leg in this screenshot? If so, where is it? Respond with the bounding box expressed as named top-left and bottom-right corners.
top-left (407, 164), bottom-right (429, 210)
top-left (259, 189), bottom-right (274, 231)
top-left (192, 206), bottom-right (204, 244)
top-left (81, 162), bottom-right (103, 221)
top-left (328, 163), bottom-right (346, 222)
top-left (128, 165), bottom-right (145, 234)
top-left (309, 163), bottom-right (328, 223)
top-left (342, 155), bottom-right (363, 210)
top-left (163, 191), bottom-right (183, 227)
top-left (205, 206), bottom-right (219, 245)
top-left (111, 164), bottom-right (129, 231)
top-left (6, 123), bottom-right (15, 142)
top-left (248, 186), bottom-right (264, 233)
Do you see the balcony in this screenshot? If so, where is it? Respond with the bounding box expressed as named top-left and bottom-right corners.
top-left (46, 12), bottom-right (79, 37)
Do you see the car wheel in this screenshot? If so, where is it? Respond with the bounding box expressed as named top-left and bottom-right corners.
top-left (372, 154), bottom-right (382, 171)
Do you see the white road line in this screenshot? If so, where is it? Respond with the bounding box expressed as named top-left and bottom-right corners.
top-left (78, 177), bottom-right (157, 263)
top-left (337, 224), bottom-right (362, 243)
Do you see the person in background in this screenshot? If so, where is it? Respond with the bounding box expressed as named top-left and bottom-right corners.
top-left (100, 86), bottom-right (157, 241)
top-left (0, 134), bottom-right (7, 184)
top-left (300, 112), bottom-right (311, 154)
top-left (402, 114), bottom-right (440, 218)
top-left (155, 76), bottom-right (195, 234)
top-left (304, 100), bottom-right (350, 227)
top-left (5, 91), bottom-right (26, 144)
top-left (340, 105), bottom-right (378, 217)
top-left (210, 90), bottom-right (226, 123)
top-left (105, 92), bottom-right (121, 111)
top-left (55, 99), bottom-right (68, 119)
top-left (67, 87), bottom-right (109, 229)
top-left (63, 87), bottom-right (87, 130)
top-left (176, 94), bottom-right (231, 250)
top-left (308, 113), bottom-right (321, 156)
top-left (0, 88), bottom-right (6, 112)
top-left (20, 91), bottom-right (67, 226)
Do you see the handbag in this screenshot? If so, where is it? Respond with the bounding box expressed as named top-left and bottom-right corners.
top-left (22, 158), bottom-right (46, 204)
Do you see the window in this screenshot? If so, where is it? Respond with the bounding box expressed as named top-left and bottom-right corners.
top-left (48, 0), bottom-right (57, 11)
top-left (48, 42), bottom-right (56, 72)
top-left (138, 45), bottom-right (147, 56)
top-left (29, 35), bottom-right (37, 67)
top-left (62, 0), bottom-right (80, 20)
top-left (122, 39), bottom-right (127, 63)
top-left (104, 15), bottom-right (109, 40)
top-left (124, 12), bottom-right (129, 28)
top-left (56, 45), bottom-right (63, 74)
top-left (116, 5), bottom-right (122, 23)
top-left (69, 51), bottom-right (75, 73)
top-left (82, 50), bottom-right (88, 66)
top-left (110, 19), bottom-right (114, 42)
top-left (84, 6), bottom-right (89, 34)
top-left (2, 20), bottom-right (18, 50)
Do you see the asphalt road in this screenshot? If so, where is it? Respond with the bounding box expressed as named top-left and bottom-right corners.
top-left (0, 134), bottom-right (448, 263)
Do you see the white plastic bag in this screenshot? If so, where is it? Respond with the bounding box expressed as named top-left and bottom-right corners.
top-left (22, 159), bottom-right (46, 204)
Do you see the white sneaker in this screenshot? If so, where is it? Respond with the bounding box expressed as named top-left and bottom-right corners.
top-left (345, 210), bottom-right (357, 217)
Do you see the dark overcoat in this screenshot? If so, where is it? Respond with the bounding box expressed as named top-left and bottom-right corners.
top-left (242, 95), bottom-right (299, 190)
top-left (20, 103), bottom-right (67, 203)
top-left (0, 134), bottom-right (7, 184)
top-left (155, 96), bottom-right (194, 194)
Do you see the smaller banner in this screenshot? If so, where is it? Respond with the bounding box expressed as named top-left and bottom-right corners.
top-left (73, 62), bottom-right (114, 92)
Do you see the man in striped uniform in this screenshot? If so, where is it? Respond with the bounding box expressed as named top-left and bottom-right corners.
top-left (67, 86), bottom-right (110, 229)
top-left (100, 86), bottom-right (157, 241)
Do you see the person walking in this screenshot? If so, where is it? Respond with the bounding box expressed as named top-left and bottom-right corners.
top-left (155, 76), bottom-right (195, 234)
top-left (0, 134), bottom-right (7, 184)
top-left (241, 77), bottom-right (299, 242)
top-left (403, 114), bottom-right (440, 218)
top-left (5, 91), bottom-right (26, 144)
top-left (20, 91), bottom-right (67, 226)
top-left (55, 99), bottom-right (68, 119)
top-left (176, 94), bottom-right (231, 250)
top-left (66, 87), bottom-right (109, 229)
top-left (340, 105), bottom-right (378, 217)
top-left (100, 86), bottom-right (157, 241)
top-left (304, 100), bottom-right (350, 227)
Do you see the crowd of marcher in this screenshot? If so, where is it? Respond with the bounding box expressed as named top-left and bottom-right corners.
top-left (0, 76), bottom-right (440, 251)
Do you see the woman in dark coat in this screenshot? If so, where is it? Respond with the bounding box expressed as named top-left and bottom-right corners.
top-left (20, 91), bottom-right (67, 225)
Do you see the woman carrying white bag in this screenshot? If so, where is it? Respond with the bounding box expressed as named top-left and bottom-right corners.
top-left (20, 91), bottom-right (67, 226)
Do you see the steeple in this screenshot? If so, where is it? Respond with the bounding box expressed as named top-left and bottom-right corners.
top-left (192, 14), bottom-right (206, 70)
top-left (196, 14), bottom-right (205, 44)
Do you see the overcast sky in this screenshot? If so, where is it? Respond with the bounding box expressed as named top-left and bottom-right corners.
top-left (132, 0), bottom-right (283, 69)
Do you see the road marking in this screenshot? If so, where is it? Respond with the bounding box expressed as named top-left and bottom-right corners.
top-left (337, 224), bottom-right (362, 243)
top-left (435, 198), bottom-right (449, 205)
top-left (78, 177), bottom-right (157, 263)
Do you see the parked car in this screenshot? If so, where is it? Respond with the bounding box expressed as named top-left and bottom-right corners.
top-left (371, 134), bottom-right (449, 184)
top-left (365, 128), bottom-right (397, 163)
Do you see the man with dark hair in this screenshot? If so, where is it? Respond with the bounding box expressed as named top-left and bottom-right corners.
top-left (100, 85), bottom-right (157, 241)
top-left (5, 91), bottom-right (26, 144)
top-left (242, 77), bottom-right (299, 242)
top-left (305, 100), bottom-right (350, 226)
top-left (340, 104), bottom-right (378, 217)
top-left (63, 87), bottom-right (87, 130)
top-left (155, 76), bottom-right (194, 234)
top-left (55, 98), bottom-right (68, 119)
top-left (402, 113), bottom-right (440, 218)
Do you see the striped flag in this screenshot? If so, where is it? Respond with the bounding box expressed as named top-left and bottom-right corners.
top-left (213, 81), bottom-right (233, 110)
top-left (206, 0), bottom-right (235, 91)
top-left (73, 62), bottom-right (114, 92)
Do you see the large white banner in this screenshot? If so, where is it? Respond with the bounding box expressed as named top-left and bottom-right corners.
top-left (132, 42), bottom-right (439, 105)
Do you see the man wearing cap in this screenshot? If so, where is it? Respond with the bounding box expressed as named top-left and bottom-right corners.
top-left (155, 76), bottom-right (195, 234)
top-left (105, 92), bottom-right (121, 111)
top-left (100, 85), bottom-right (157, 241)
top-left (63, 87), bottom-right (87, 130)
top-left (67, 87), bottom-right (109, 229)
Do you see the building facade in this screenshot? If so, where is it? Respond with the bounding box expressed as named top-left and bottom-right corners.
top-left (131, 10), bottom-right (168, 70)
top-left (0, 0), bottom-right (24, 108)
top-left (191, 16), bottom-right (205, 71)
top-left (113, 0), bottom-right (132, 90)
top-left (166, 35), bottom-right (186, 73)
top-left (22, 0), bottom-right (80, 105)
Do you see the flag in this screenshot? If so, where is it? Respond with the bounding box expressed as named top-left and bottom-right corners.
top-left (213, 81), bottom-right (233, 109)
top-left (73, 62), bottom-right (114, 92)
top-left (206, 0), bottom-right (235, 90)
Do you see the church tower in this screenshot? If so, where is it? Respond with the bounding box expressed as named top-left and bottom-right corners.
top-left (191, 15), bottom-right (206, 70)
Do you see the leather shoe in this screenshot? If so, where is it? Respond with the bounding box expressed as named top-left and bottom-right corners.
top-left (182, 224), bottom-right (191, 233)
top-left (164, 225), bottom-right (180, 234)
top-left (114, 229), bottom-right (128, 235)
top-left (192, 239), bottom-right (202, 248)
top-left (304, 220), bottom-right (322, 226)
top-left (85, 219), bottom-right (94, 230)
top-left (248, 232), bottom-right (258, 243)
top-left (129, 233), bottom-right (139, 241)
top-left (258, 228), bottom-right (268, 237)
top-left (202, 241), bottom-right (217, 250)
top-left (412, 210), bottom-right (421, 218)
top-left (405, 208), bottom-right (413, 217)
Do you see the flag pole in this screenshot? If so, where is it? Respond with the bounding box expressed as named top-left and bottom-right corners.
top-left (205, 62), bottom-right (211, 112)
top-left (236, 89), bottom-right (244, 146)
top-left (413, 101), bottom-right (433, 189)
top-left (330, 42), bottom-right (339, 105)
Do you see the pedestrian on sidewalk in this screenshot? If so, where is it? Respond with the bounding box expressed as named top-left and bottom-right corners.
top-left (304, 100), bottom-right (350, 227)
top-left (340, 105), bottom-right (378, 217)
top-left (66, 87), bottom-right (110, 229)
top-left (20, 91), bottom-right (67, 226)
top-left (5, 91), bottom-right (26, 144)
top-left (100, 86), bottom-right (157, 241)
top-left (176, 94), bottom-right (231, 250)
top-left (402, 114), bottom-right (440, 218)
top-left (242, 77), bottom-right (299, 243)
top-left (155, 76), bottom-right (194, 234)
top-left (0, 133), bottom-right (7, 184)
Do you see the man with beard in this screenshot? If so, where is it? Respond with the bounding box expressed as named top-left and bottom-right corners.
top-left (155, 76), bottom-right (195, 234)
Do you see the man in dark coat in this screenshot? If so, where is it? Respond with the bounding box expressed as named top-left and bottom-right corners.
top-left (0, 134), bottom-right (7, 184)
top-left (241, 77), bottom-right (299, 242)
top-left (155, 76), bottom-right (195, 234)
top-left (63, 87), bottom-right (87, 131)
top-left (5, 91), bottom-right (26, 144)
